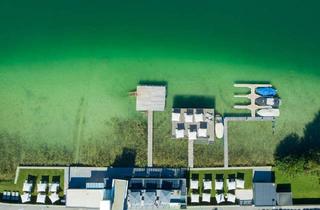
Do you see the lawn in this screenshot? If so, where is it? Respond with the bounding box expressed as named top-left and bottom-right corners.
top-left (0, 168), bottom-right (65, 197)
top-left (188, 169), bottom-right (253, 196)
top-left (275, 168), bottom-right (320, 200)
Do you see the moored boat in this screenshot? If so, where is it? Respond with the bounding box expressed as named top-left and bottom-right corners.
top-left (256, 97), bottom-right (281, 108)
top-left (215, 117), bottom-right (224, 139)
top-left (257, 108), bottom-right (280, 117)
top-left (256, 87), bottom-right (277, 96)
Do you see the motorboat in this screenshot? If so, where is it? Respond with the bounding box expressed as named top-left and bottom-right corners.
top-left (256, 97), bottom-right (281, 108)
top-left (257, 108), bottom-right (280, 117)
top-left (256, 87), bottom-right (277, 96)
top-left (215, 116), bottom-right (224, 139)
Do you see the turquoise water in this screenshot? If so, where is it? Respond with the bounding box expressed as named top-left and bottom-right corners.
top-left (0, 0), bottom-right (320, 164)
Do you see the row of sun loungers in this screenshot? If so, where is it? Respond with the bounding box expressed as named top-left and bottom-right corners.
top-left (190, 192), bottom-right (236, 203)
top-left (190, 174), bottom-right (245, 204)
top-left (21, 179), bottom-right (60, 204)
top-left (2, 191), bottom-right (20, 201)
top-left (190, 177), bottom-right (245, 191)
top-left (172, 108), bottom-right (213, 123)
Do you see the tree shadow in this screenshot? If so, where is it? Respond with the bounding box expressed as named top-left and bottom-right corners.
top-left (275, 111), bottom-right (320, 170)
top-left (138, 80), bottom-right (168, 87)
top-left (173, 95), bottom-right (215, 108)
top-left (234, 80), bottom-right (271, 85)
top-left (112, 148), bottom-right (136, 167)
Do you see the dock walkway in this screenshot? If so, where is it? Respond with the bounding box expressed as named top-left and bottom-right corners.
top-left (223, 116), bottom-right (275, 168)
top-left (234, 83), bottom-right (272, 117)
top-left (147, 110), bottom-right (153, 167)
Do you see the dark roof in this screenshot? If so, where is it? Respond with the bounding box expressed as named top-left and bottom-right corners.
top-left (254, 183), bottom-right (277, 206)
top-left (253, 171), bottom-right (275, 183)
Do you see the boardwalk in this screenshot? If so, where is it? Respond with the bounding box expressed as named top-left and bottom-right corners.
top-left (223, 116), bottom-right (275, 168)
top-left (147, 110), bottom-right (153, 167)
top-left (188, 139), bottom-right (194, 168)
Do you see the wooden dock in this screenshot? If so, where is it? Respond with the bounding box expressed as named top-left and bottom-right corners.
top-left (188, 139), bottom-right (194, 168)
top-left (223, 116), bottom-right (275, 168)
top-left (234, 83), bottom-right (272, 117)
top-left (147, 110), bottom-right (153, 167)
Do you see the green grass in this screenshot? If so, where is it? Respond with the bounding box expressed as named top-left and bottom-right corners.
top-left (188, 169), bottom-right (253, 196)
top-left (1, 169), bottom-right (64, 197)
top-left (1, 0), bottom-right (320, 173)
top-left (275, 168), bottom-right (320, 199)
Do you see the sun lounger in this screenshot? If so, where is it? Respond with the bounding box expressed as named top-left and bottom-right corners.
top-left (215, 193), bottom-right (225, 204)
top-left (36, 193), bottom-right (46, 204)
top-left (21, 193), bottom-right (31, 203)
top-left (191, 193), bottom-right (199, 203)
top-left (202, 192), bottom-right (211, 202)
top-left (49, 192), bottom-right (60, 204)
top-left (227, 193), bottom-right (236, 203)
top-left (227, 179), bottom-right (236, 190)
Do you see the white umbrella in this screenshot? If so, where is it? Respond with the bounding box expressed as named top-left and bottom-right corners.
top-left (194, 113), bottom-right (204, 122)
top-left (227, 193), bottom-right (236, 203)
top-left (21, 193), bottom-right (31, 203)
top-left (202, 193), bottom-right (211, 202)
top-left (36, 193), bottom-right (46, 204)
top-left (203, 180), bottom-right (212, 190)
top-left (172, 112), bottom-right (180, 121)
top-left (175, 129), bottom-right (184, 139)
top-left (184, 113), bottom-right (193, 123)
top-left (191, 193), bottom-right (199, 203)
top-left (198, 128), bottom-right (207, 137)
top-left (188, 130), bottom-right (197, 140)
top-left (50, 183), bottom-right (59, 193)
top-left (49, 193), bottom-right (60, 204)
top-left (236, 179), bottom-right (245, 189)
top-left (227, 179), bottom-right (236, 190)
top-left (215, 180), bottom-right (223, 190)
top-left (190, 180), bottom-right (198, 189)
top-left (215, 193), bottom-right (225, 204)
top-left (23, 182), bottom-right (32, 192)
top-left (37, 183), bottom-right (47, 192)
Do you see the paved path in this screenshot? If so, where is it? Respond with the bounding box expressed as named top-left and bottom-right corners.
top-left (188, 139), bottom-right (194, 168)
top-left (147, 110), bottom-right (153, 167)
top-left (223, 116), bottom-right (275, 168)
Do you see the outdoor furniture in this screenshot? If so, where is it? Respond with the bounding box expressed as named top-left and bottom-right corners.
top-left (227, 179), bottom-right (236, 191)
top-left (188, 130), bottom-right (197, 140)
top-left (198, 128), bottom-right (207, 137)
top-left (21, 193), bottom-right (31, 203)
top-left (203, 180), bottom-right (212, 190)
top-left (50, 183), bottom-right (60, 193)
top-left (14, 192), bottom-right (20, 201)
top-left (175, 123), bottom-right (185, 139)
top-left (36, 193), bottom-right (46, 204)
top-left (172, 109), bottom-right (181, 122)
top-left (190, 193), bottom-right (199, 203)
top-left (23, 180), bottom-right (32, 192)
top-left (215, 193), bottom-right (225, 204)
top-left (184, 109), bottom-right (194, 123)
top-left (202, 192), bottom-right (211, 203)
top-left (188, 124), bottom-right (197, 140)
top-left (215, 179), bottom-right (223, 191)
top-left (37, 182), bottom-right (48, 193)
top-left (227, 193), bottom-right (236, 203)
top-left (236, 173), bottom-right (245, 189)
top-left (194, 109), bottom-right (204, 122)
top-left (236, 179), bottom-right (245, 189)
top-left (2, 191), bottom-right (8, 200)
top-left (49, 193), bottom-right (60, 204)
top-left (190, 180), bottom-right (199, 190)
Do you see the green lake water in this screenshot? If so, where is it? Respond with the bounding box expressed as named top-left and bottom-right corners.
top-left (0, 0), bottom-right (320, 161)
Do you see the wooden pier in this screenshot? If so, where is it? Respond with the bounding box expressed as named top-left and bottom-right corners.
top-left (188, 139), bottom-right (194, 168)
top-left (234, 83), bottom-right (272, 117)
top-left (147, 110), bottom-right (153, 167)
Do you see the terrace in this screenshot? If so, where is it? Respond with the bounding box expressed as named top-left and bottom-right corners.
top-left (187, 168), bottom-right (253, 205)
top-left (171, 108), bottom-right (215, 143)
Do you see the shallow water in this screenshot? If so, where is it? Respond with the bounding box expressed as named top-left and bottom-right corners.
top-left (0, 0), bottom-right (320, 150)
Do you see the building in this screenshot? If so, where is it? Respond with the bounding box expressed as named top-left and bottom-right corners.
top-left (253, 171), bottom-right (277, 206)
top-left (66, 167), bottom-right (187, 210)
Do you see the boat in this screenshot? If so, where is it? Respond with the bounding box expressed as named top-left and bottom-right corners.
top-left (257, 108), bottom-right (280, 117)
top-left (215, 116), bottom-right (224, 139)
top-left (256, 97), bottom-right (281, 108)
top-left (256, 87), bottom-right (277, 96)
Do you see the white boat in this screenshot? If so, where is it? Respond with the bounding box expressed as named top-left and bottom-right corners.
top-left (257, 108), bottom-right (280, 117)
top-left (215, 116), bottom-right (224, 139)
